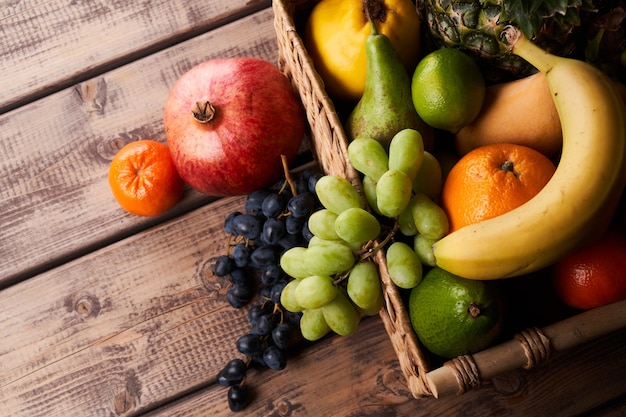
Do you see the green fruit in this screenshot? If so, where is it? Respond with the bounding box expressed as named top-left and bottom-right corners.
top-left (308, 209), bottom-right (340, 240)
top-left (315, 175), bottom-right (364, 215)
top-left (386, 241), bottom-right (423, 289)
top-left (300, 308), bottom-right (330, 341)
top-left (408, 267), bottom-right (503, 358)
top-left (295, 275), bottom-right (338, 310)
top-left (411, 48), bottom-right (485, 134)
top-left (376, 169), bottom-right (413, 218)
top-left (334, 207), bottom-right (381, 243)
top-left (347, 137), bottom-right (389, 181)
top-left (412, 151), bottom-right (443, 199)
top-left (388, 128), bottom-right (424, 181)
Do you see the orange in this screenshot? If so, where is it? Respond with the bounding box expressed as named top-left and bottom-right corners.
top-left (441, 143), bottom-right (556, 232)
top-left (552, 227), bottom-right (626, 310)
top-left (108, 139), bottom-right (185, 216)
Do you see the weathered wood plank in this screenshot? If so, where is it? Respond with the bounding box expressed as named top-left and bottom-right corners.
top-left (144, 318), bottom-right (626, 417)
top-left (0, 9), bottom-right (287, 287)
top-left (0, 196), bottom-right (247, 416)
top-left (0, 0), bottom-right (271, 113)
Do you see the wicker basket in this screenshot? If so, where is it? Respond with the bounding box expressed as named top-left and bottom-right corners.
top-left (272, 0), bottom-right (626, 399)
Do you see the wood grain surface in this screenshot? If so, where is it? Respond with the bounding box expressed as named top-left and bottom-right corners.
top-left (2, 1), bottom-right (626, 416)
top-left (0, 8), bottom-right (278, 287)
top-left (0, 0), bottom-right (271, 113)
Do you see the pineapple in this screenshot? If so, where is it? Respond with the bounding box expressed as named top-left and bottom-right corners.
top-left (584, 0), bottom-right (626, 82)
top-left (418, 0), bottom-right (598, 81)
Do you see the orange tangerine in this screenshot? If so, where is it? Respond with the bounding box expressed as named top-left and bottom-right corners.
top-left (441, 143), bottom-right (556, 232)
top-left (108, 139), bottom-right (184, 216)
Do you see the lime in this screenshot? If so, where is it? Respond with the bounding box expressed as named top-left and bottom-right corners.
top-left (408, 267), bottom-right (503, 358)
top-left (411, 48), bottom-right (485, 134)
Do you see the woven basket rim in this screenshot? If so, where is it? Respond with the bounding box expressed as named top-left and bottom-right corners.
top-left (272, 0), bottom-right (433, 398)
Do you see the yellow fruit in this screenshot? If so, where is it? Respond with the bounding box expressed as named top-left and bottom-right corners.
top-left (304, 0), bottom-right (421, 102)
top-left (408, 267), bottom-right (504, 358)
top-left (455, 72), bottom-right (563, 157)
top-left (411, 48), bottom-right (485, 133)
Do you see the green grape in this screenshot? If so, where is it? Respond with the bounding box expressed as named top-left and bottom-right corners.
top-left (304, 240), bottom-right (356, 276)
top-left (279, 247), bottom-right (310, 279)
top-left (300, 308), bottom-right (331, 341)
top-left (386, 241), bottom-right (423, 289)
top-left (356, 290), bottom-right (384, 316)
top-left (280, 279), bottom-right (304, 312)
top-left (307, 235), bottom-right (326, 247)
top-left (414, 233), bottom-right (438, 267)
top-left (388, 128), bottom-right (424, 180)
top-left (362, 175), bottom-right (380, 215)
top-left (409, 193), bottom-right (450, 240)
top-left (376, 169), bottom-right (413, 218)
top-left (334, 207), bottom-right (381, 243)
top-left (347, 259), bottom-right (383, 312)
top-left (398, 205), bottom-right (418, 236)
top-left (308, 236), bottom-right (362, 252)
top-left (322, 292), bottom-right (361, 336)
top-left (308, 209), bottom-right (339, 240)
top-left (295, 275), bottom-right (338, 309)
top-left (315, 175), bottom-right (365, 214)
top-left (347, 137), bottom-right (389, 181)
top-left (412, 151), bottom-right (443, 199)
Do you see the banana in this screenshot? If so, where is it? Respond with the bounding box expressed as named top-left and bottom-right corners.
top-left (432, 26), bottom-right (626, 280)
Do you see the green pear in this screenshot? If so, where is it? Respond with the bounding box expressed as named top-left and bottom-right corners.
top-left (345, 20), bottom-right (433, 150)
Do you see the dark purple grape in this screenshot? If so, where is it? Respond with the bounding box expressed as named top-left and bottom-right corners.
top-left (229, 283), bottom-right (254, 305)
top-left (285, 215), bottom-right (305, 235)
top-left (285, 310), bottom-right (302, 327)
top-left (236, 334), bottom-right (263, 356)
top-left (261, 193), bottom-right (284, 218)
top-left (278, 233), bottom-right (300, 250)
top-left (226, 290), bottom-right (246, 308)
top-left (247, 304), bottom-right (263, 324)
top-left (260, 264), bottom-right (282, 287)
top-left (228, 268), bottom-right (249, 286)
top-left (271, 280), bottom-right (288, 305)
top-left (307, 171), bottom-right (323, 194)
top-left (232, 243), bottom-right (252, 268)
top-left (295, 176), bottom-right (310, 195)
top-left (217, 359), bottom-right (247, 387)
top-left (213, 255), bottom-right (234, 277)
top-left (287, 192), bottom-right (316, 218)
top-left (271, 322), bottom-right (292, 350)
top-left (245, 189), bottom-right (271, 216)
top-left (262, 218), bottom-right (286, 245)
top-left (227, 384), bottom-right (249, 412)
top-left (251, 314), bottom-right (276, 336)
top-left (224, 212), bottom-right (242, 235)
top-left (302, 219), bottom-right (314, 241)
top-left (232, 214), bottom-right (263, 240)
top-left (250, 245), bottom-right (278, 267)
top-left (249, 352), bottom-right (267, 368)
top-left (258, 285), bottom-right (273, 303)
top-left (263, 346), bottom-right (286, 370)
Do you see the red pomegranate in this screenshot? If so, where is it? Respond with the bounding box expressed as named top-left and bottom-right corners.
top-left (164, 57), bottom-right (305, 196)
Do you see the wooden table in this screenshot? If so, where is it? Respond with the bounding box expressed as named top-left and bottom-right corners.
top-left (2, 1), bottom-right (626, 416)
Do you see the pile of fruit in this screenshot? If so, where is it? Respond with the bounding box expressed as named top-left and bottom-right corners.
top-left (105, 0), bottom-right (626, 411)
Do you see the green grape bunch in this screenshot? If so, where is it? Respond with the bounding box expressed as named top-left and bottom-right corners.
top-left (278, 128), bottom-right (451, 341)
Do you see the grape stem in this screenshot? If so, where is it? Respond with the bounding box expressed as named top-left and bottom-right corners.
top-left (280, 154), bottom-right (297, 196)
top-left (332, 222), bottom-right (399, 285)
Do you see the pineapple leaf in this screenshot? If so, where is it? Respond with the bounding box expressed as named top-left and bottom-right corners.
top-left (499, 0), bottom-right (597, 39)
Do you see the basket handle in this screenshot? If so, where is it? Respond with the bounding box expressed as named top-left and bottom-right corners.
top-left (426, 297), bottom-right (626, 398)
